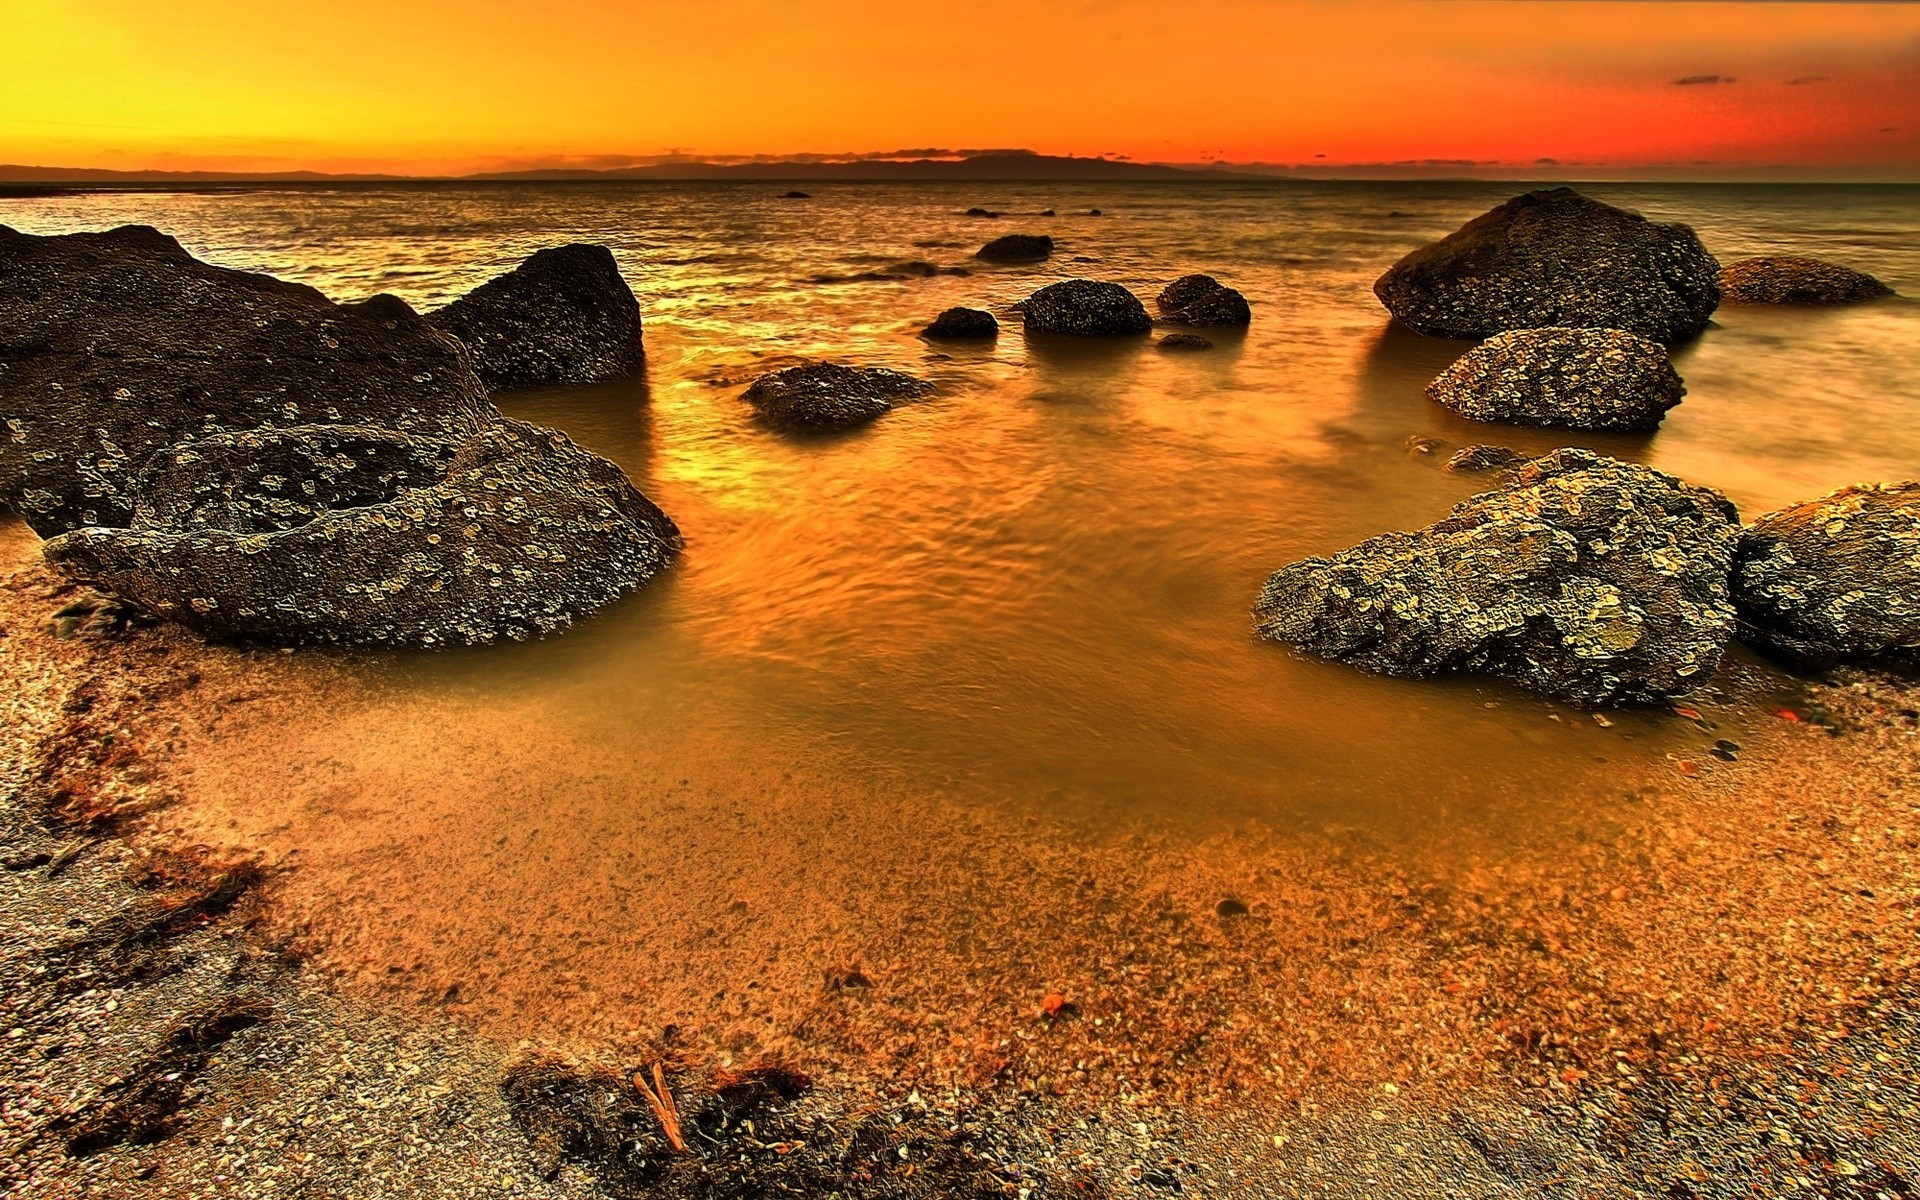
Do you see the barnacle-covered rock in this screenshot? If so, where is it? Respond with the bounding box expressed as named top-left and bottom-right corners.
top-left (1732, 482), bottom-right (1920, 670)
top-left (0, 224), bottom-right (497, 535)
top-left (1155, 274), bottom-right (1251, 327)
top-left (741, 362), bottom-right (933, 431)
top-left (1374, 188), bottom-right (1721, 342)
top-left (42, 420), bottom-right (681, 648)
top-left (427, 244), bottom-right (644, 391)
top-left (923, 307), bottom-right (999, 340)
top-left (1019, 280), bottom-right (1153, 337)
top-left (1254, 449), bottom-right (1740, 706)
top-left (1444, 444), bottom-right (1528, 473)
top-left (1426, 327), bottom-right (1685, 431)
top-left (1717, 256), bottom-right (1895, 306)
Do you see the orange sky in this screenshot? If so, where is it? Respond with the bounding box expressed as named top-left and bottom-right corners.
top-left (3, 0), bottom-right (1917, 177)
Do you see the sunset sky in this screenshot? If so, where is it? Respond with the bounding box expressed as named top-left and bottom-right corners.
top-left (3, 0), bottom-right (1917, 178)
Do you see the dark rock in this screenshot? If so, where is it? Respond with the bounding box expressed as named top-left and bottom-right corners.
top-left (1040, 209), bottom-right (1056, 217)
top-left (1020, 280), bottom-right (1153, 337)
top-left (975, 235), bottom-right (1054, 264)
top-left (427, 244), bottom-right (642, 392)
top-left (1087, 209), bottom-right (1103, 217)
top-left (1254, 448), bottom-right (1740, 706)
top-left (1215, 898), bottom-right (1249, 918)
top-left (1732, 482), bottom-right (1920, 670)
top-left (1158, 333), bottom-right (1213, 351)
top-left (1425, 327), bottom-right (1685, 431)
top-left (1373, 188), bottom-right (1721, 342)
top-left (1445, 444), bottom-right (1528, 473)
top-left (0, 224), bottom-right (495, 535)
top-left (1156, 274), bottom-right (1251, 327)
top-left (43, 419), bottom-right (681, 648)
top-left (1718, 256), bottom-right (1895, 305)
top-left (783, 190), bottom-right (811, 199)
top-left (924, 307), bottom-right (1000, 340)
top-left (741, 362), bottom-right (933, 431)
top-left (964, 207), bottom-right (999, 218)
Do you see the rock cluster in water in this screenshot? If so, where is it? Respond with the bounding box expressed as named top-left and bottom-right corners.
top-left (741, 362), bottom-right (933, 431)
top-left (923, 307), bottom-right (1000, 340)
top-left (1717, 256), bottom-right (1895, 306)
top-left (1155, 274), bottom-right (1251, 327)
top-left (428, 244), bottom-right (644, 392)
top-left (1254, 449), bottom-right (1741, 706)
top-left (1425, 327), bottom-right (1685, 431)
top-left (1374, 188), bottom-right (1721, 342)
top-left (1020, 280), bottom-right (1153, 336)
top-left (975, 235), bottom-right (1054, 264)
top-left (1732, 482), bottom-right (1920, 670)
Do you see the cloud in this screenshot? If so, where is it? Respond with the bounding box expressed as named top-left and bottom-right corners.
top-left (1675, 74), bottom-right (1735, 85)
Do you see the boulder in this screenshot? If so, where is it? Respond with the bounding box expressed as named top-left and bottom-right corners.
top-left (1158, 333), bottom-right (1213, 351)
top-left (1020, 280), bottom-right (1153, 337)
top-left (924, 308), bottom-right (999, 340)
top-left (0, 224), bottom-right (496, 535)
top-left (1156, 274), bottom-right (1251, 327)
top-left (1731, 482), bottom-right (1920, 670)
top-left (1373, 188), bottom-right (1721, 342)
top-left (427, 245), bottom-right (643, 392)
top-left (1425, 327), bottom-right (1685, 431)
top-left (1444, 444), bottom-right (1527, 473)
top-left (1254, 449), bottom-right (1740, 706)
top-left (964, 207), bottom-right (999, 218)
top-left (42, 420), bottom-right (681, 648)
top-left (741, 362), bottom-right (933, 431)
top-left (1718, 256), bottom-right (1895, 305)
top-left (976, 235), bottom-right (1054, 264)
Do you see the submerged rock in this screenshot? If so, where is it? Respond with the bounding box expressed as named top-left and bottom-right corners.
top-left (43, 420), bottom-right (681, 648)
top-left (924, 307), bottom-right (1000, 340)
top-left (0, 224), bottom-right (495, 535)
top-left (976, 235), bottom-right (1054, 264)
top-left (1158, 333), bottom-right (1214, 351)
top-left (1731, 482), bottom-right (1920, 670)
top-left (1155, 274), bottom-right (1251, 327)
top-left (1425, 327), bottom-right (1685, 431)
top-left (1020, 280), bottom-right (1153, 337)
top-left (741, 362), bottom-right (933, 431)
top-left (1445, 444), bottom-right (1528, 473)
top-left (1254, 449), bottom-right (1740, 706)
top-left (427, 244), bottom-right (643, 392)
top-left (1718, 256), bottom-right (1895, 305)
top-left (964, 207), bottom-right (999, 218)
top-left (1373, 188), bottom-right (1721, 342)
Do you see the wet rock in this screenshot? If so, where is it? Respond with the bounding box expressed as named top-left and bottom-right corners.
top-left (1254, 449), bottom-right (1741, 706)
top-left (1156, 274), bottom-right (1251, 327)
top-left (1040, 209), bottom-right (1056, 217)
top-left (924, 307), bottom-right (1000, 340)
top-left (741, 362), bottom-right (933, 431)
top-left (1445, 444), bottom-right (1528, 473)
top-left (1158, 333), bottom-right (1214, 351)
top-left (43, 420), bottom-right (681, 648)
top-left (964, 207), bottom-right (999, 218)
top-left (1373, 188), bottom-right (1721, 342)
top-left (1732, 482), bottom-right (1920, 670)
top-left (427, 244), bottom-right (643, 391)
top-left (1425, 327), bottom-right (1685, 431)
top-left (0, 224), bottom-right (496, 535)
top-left (1020, 280), bottom-right (1154, 337)
top-left (1718, 256), bottom-right (1895, 305)
top-left (783, 190), bottom-right (811, 199)
top-left (976, 234), bottom-right (1054, 263)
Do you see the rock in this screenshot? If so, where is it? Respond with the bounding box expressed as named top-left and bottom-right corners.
top-left (1087, 209), bottom-right (1103, 217)
top-left (42, 420), bottom-right (681, 648)
top-left (1373, 188), bottom-right (1721, 342)
top-left (1425, 327), bottom-right (1685, 431)
top-left (924, 308), bottom-right (1000, 340)
top-left (741, 362), bottom-right (933, 431)
top-left (1040, 209), bottom-right (1056, 217)
top-left (0, 224), bottom-right (496, 536)
top-left (1445, 444), bottom-right (1528, 473)
top-left (1155, 274), bottom-right (1251, 327)
top-left (1731, 482), bottom-right (1920, 670)
top-left (1158, 333), bottom-right (1213, 351)
top-left (1020, 280), bottom-right (1153, 337)
top-left (1254, 448), bottom-right (1740, 706)
top-left (964, 207), bottom-right (999, 218)
top-left (783, 190), bottom-right (812, 199)
top-left (1718, 256), bottom-right (1895, 305)
top-left (427, 245), bottom-right (643, 392)
top-left (976, 235), bottom-right (1054, 264)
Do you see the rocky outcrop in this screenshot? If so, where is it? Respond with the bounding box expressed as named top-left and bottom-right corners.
top-left (1373, 188), bottom-right (1721, 342)
top-left (976, 235), bottom-right (1053, 264)
top-left (1731, 482), bottom-right (1920, 670)
top-left (1444, 444), bottom-right (1527, 473)
top-left (1019, 280), bottom-right (1153, 337)
top-left (1158, 333), bottom-right (1213, 351)
top-left (1155, 275), bottom-right (1250, 327)
top-left (0, 224), bottom-right (496, 535)
top-left (427, 245), bottom-right (643, 392)
top-left (1254, 449), bottom-right (1740, 706)
top-left (1425, 328), bottom-right (1685, 431)
top-left (741, 363), bottom-right (933, 431)
top-left (924, 308), bottom-right (999, 340)
top-left (43, 420), bottom-right (681, 648)
top-left (1718, 256), bottom-right (1895, 305)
